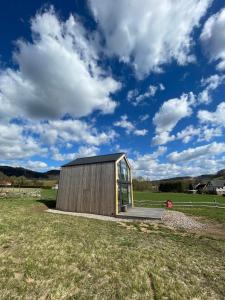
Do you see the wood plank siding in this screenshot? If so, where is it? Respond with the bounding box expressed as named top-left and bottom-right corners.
top-left (56, 162), bottom-right (116, 216)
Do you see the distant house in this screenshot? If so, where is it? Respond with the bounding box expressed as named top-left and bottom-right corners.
top-left (206, 180), bottom-right (225, 195)
top-left (195, 180), bottom-right (225, 195)
top-left (195, 182), bottom-right (207, 194)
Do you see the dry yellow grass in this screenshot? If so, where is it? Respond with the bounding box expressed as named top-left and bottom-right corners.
top-left (0, 191), bottom-right (224, 299)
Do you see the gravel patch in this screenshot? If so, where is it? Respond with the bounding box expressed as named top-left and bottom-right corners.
top-left (47, 209), bottom-right (206, 231)
top-left (162, 210), bottom-right (206, 230)
top-left (46, 209), bottom-right (136, 222)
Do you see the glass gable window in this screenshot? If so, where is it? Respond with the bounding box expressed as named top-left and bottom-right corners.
top-left (118, 158), bottom-right (130, 182)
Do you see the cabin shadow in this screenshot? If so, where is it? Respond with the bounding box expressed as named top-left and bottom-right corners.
top-left (37, 199), bottom-right (56, 209)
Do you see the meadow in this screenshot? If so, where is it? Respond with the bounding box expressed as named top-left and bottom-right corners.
top-left (134, 191), bottom-right (225, 224)
top-left (0, 189), bottom-right (224, 299)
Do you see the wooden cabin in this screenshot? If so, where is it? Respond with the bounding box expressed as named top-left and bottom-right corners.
top-left (56, 153), bottom-right (133, 216)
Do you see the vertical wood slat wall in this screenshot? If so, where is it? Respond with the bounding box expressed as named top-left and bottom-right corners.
top-left (56, 162), bottom-right (116, 216)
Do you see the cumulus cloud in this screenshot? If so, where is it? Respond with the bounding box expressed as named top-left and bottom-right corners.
top-left (0, 123), bottom-right (47, 160)
top-left (27, 119), bottom-right (117, 146)
top-left (197, 126), bottom-right (222, 142)
top-left (201, 8), bottom-right (225, 71)
top-left (51, 145), bottom-right (99, 161)
top-left (197, 74), bottom-right (225, 104)
top-left (132, 155), bottom-right (225, 179)
top-left (114, 115), bottom-right (135, 134)
top-left (139, 114), bottom-right (149, 122)
top-left (0, 8), bottom-right (120, 121)
top-left (168, 142), bottom-right (225, 163)
top-left (89, 0), bottom-right (212, 77)
top-left (114, 115), bottom-right (148, 136)
top-left (129, 145), bottom-right (225, 180)
top-left (26, 160), bottom-right (48, 171)
top-left (176, 126), bottom-right (200, 143)
top-left (130, 147), bottom-right (191, 180)
top-left (152, 123), bottom-right (222, 145)
top-left (152, 75), bottom-right (225, 145)
top-left (127, 83), bottom-right (164, 106)
top-left (198, 102), bottom-right (225, 126)
top-left (152, 132), bottom-right (176, 145)
top-left (133, 129), bottom-right (148, 136)
top-left (152, 93), bottom-right (194, 144)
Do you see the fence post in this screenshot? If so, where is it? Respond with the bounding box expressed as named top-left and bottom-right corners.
top-left (214, 199), bottom-right (217, 208)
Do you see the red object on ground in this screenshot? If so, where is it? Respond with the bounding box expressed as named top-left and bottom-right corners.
top-left (166, 200), bottom-right (173, 209)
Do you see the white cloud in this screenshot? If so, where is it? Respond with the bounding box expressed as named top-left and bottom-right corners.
top-left (175, 125), bottom-right (222, 143)
top-left (114, 144), bottom-right (131, 154)
top-left (114, 115), bottom-right (135, 134)
top-left (26, 160), bottom-right (48, 171)
top-left (135, 85), bottom-right (157, 104)
top-left (176, 126), bottom-right (200, 143)
top-left (201, 8), bottom-right (225, 71)
top-left (0, 123), bottom-right (47, 160)
top-left (51, 145), bottom-right (99, 161)
top-left (197, 74), bottom-right (225, 104)
top-left (50, 147), bottom-right (76, 161)
top-left (152, 93), bottom-right (194, 144)
top-left (132, 146), bottom-right (167, 170)
top-left (114, 115), bottom-right (148, 136)
top-left (89, 0), bottom-right (212, 78)
top-left (152, 76), bottom-right (225, 145)
top-left (27, 119), bottom-right (117, 146)
top-left (130, 147), bottom-right (189, 180)
top-left (152, 132), bottom-right (175, 145)
top-left (159, 83), bottom-right (165, 91)
top-left (128, 83), bottom-right (165, 106)
top-left (139, 114), bottom-right (149, 122)
top-left (0, 8), bottom-right (120, 121)
top-left (198, 102), bottom-right (225, 126)
top-left (168, 142), bottom-right (225, 163)
top-left (127, 89), bottom-right (139, 102)
top-left (132, 156), bottom-right (225, 180)
top-left (129, 144), bottom-right (225, 180)
top-left (77, 145), bottom-right (99, 157)
top-left (133, 129), bottom-right (148, 136)
top-left (153, 123), bottom-right (223, 145)
top-left (197, 126), bottom-right (222, 142)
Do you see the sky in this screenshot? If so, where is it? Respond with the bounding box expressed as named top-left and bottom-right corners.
top-left (0, 0), bottom-right (225, 179)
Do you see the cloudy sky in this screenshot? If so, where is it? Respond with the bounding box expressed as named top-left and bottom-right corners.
top-left (1, 0), bottom-right (225, 179)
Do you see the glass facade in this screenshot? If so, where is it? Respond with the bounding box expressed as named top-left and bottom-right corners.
top-left (117, 158), bottom-right (132, 210)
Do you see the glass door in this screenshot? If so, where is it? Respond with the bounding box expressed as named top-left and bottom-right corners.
top-left (117, 158), bottom-right (132, 211)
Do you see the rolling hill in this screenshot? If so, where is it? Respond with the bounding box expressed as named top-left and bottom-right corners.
top-left (0, 165), bottom-right (224, 182)
top-left (0, 166), bottom-right (60, 179)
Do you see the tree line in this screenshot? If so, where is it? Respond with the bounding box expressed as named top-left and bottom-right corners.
top-left (0, 172), bottom-right (56, 188)
top-left (132, 177), bottom-right (196, 192)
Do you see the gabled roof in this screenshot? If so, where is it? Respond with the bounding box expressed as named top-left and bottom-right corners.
top-left (208, 179), bottom-right (225, 188)
top-left (62, 153), bottom-right (125, 167)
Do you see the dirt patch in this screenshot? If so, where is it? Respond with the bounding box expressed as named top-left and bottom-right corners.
top-left (162, 211), bottom-right (225, 239)
top-left (31, 205), bottom-right (47, 213)
top-left (190, 218), bottom-right (225, 240)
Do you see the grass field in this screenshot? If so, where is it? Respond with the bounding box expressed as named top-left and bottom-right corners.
top-left (0, 190), bottom-right (225, 299)
top-left (134, 191), bottom-right (225, 224)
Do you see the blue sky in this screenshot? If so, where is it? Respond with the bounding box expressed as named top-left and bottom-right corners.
top-left (1, 0), bottom-right (225, 179)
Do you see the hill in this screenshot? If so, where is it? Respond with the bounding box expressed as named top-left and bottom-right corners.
top-left (0, 166), bottom-right (60, 179)
top-left (152, 169), bottom-right (225, 184)
top-left (0, 165), bottom-right (224, 183)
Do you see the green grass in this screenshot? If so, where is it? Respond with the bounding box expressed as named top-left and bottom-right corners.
top-left (134, 191), bottom-right (225, 203)
top-left (0, 190), bottom-right (225, 299)
top-left (134, 191), bottom-right (225, 224)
